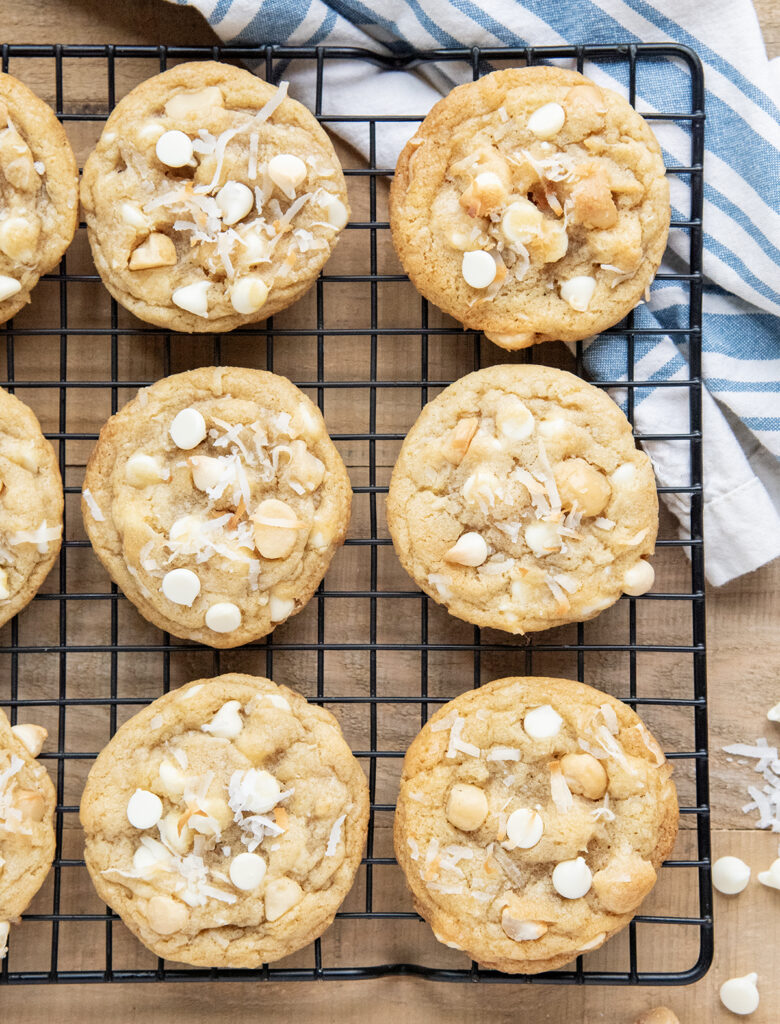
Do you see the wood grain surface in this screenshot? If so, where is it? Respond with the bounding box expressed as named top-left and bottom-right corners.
top-left (1, 1), bottom-right (779, 1021)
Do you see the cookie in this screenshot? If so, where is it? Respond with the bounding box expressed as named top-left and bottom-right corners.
top-left (394, 676), bottom-right (678, 974)
top-left (390, 66), bottom-right (670, 350)
top-left (82, 366), bottom-right (352, 648)
top-left (0, 709), bottom-right (56, 961)
top-left (80, 674), bottom-right (369, 967)
top-left (0, 72), bottom-right (79, 325)
top-left (0, 387), bottom-right (63, 628)
top-left (387, 364), bottom-right (657, 634)
top-left (81, 61), bottom-right (350, 333)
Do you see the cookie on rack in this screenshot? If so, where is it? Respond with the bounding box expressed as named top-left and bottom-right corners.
top-left (386, 364), bottom-right (658, 634)
top-left (390, 66), bottom-right (670, 350)
top-left (80, 673), bottom-right (369, 967)
top-left (81, 366), bottom-right (351, 648)
top-left (0, 386), bottom-right (63, 628)
top-left (80, 60), bottom-right (350, 333)
top-left (0, 708), bottom-right (56, 961)
top-left (394, 676), bottom-right (678, 974)
top-left (0, 72), bottom-right (79, 325)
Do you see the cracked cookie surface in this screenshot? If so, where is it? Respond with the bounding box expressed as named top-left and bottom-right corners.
top-left (81, 366), bottom-right (352, 648)
top-left (80, 674), bottom-right (369, 967)
top-left (0, 386), bottom-right (63, 628)
top-left (0, 708), bottom-right (56, 961)
top-left (394, 676), bottom-right (678, 974)
top-left (387, 364), bottom-right (658, 634)
top-left (0, 72), bottom-right (78, 325)
top-left (390, 66), bottom-right (670, 349)
top-left (81, 61), bottom-right (349, 333)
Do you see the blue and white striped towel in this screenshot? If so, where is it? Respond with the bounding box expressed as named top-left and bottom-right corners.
top-left (171, 0), bottom-right (780, 585)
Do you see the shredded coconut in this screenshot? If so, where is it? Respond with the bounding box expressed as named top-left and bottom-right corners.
top-left (82, 488), bottom-right (105, 522)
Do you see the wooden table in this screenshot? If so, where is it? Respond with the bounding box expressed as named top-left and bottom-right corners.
top-left (2, 2), bottom-right (779, 1021)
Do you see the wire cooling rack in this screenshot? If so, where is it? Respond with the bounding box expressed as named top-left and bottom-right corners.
top-left (0, 42), bottom-right (709, 985)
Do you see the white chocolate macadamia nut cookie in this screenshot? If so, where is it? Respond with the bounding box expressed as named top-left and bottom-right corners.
top-left (0, 708), bottom-right (56, 961)
top-left (81, 367), bottom-right (351, 648)
top-left (80, 674), bottom-right (369, 967)
top-left (394, 677), bottom-right (678, 974)
top-left (0, 386), bottom-right (63, 628)
top-left (0, 73), bottom-right (79, 326)
top-left (387, 364), bottom-right (658, 635)
top-left (81, 61), bottom-right (350, 333)
top-left (389, 67), bottom-right (670, 350)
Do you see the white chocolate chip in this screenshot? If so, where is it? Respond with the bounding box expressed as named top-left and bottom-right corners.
top-left (319, 193), bottom-right (348, 229)
top-left (158, 758), bottom-right (187, 798)
top-left (501, 199), bottom-right (544, 246)
top-left (164, 86), bottom-right (224, 119)
top-left (230, 275), bottom-right (269, 315)
top-left (161, 568), bottom-right (201, 607)
top-left (268, 153), bottom-right (307, 198)
top-left (539, 417), bottom-right (571, 441)
top-left (524, 520), bottom-right (562, 558)
top-left (146, 895), bottom-right (188, 935)
top-left (758, 857), bottom-right (780, 890)
top-left (610, 463), bottom-right (636, 486)
top-left (524, 704), bottom-right (563, 740)
top-left (461, 250), bottom-right (497, 289)
top-left (0, 275), bottom-right (22, 303)
top-left (172, 281), bottom-right (210, 318)
top-left (527, 102), bottom-right (566, 139)
top-left (120, 202), bottom-right (148, 229)
top-left (712, 856), bottom-right (751, 895)
top-left (622, 559), bottom-right (655, 596)
top-left (240, 768), bottom-right (282, 814)
top-left (216, 181), bottom-right (254, 225)
top-left (264, 876), bottom-right (303, 921)
top-left (719, 973), bottom-right (759, 1016)
top-left (443, 532), bottom-right (488, 568)
top-left (229, 851), bottom-right (267, 891)
top-left (262, 694), bottom-right (291, 711)
top-left (188, 455), bottom-right (222, 491)
top-left (560, 275), bottom-right (597, 312)
top-left (128, 232), bottom-right (177, 271)
top-left (767, 703), bottom-right (780, 723)
top-left (269, 592), bottom-right (295, 622)
top-left (205, 602), bottom-right (242, 634)
top-left (445, 783), bottom-right (488, 832)
top-left (501, 911), bottom-right (547, 942)
top-left (170, 407), bottom-right (207, 450)
top-left (155, 129), bottom-right (193, 168)
top-left (125, 453), bottom-right (167, 486)
top-left (505, 808), bottom-right (544, 849)
top-left (0, 921), bottom-right (9, 959)
top-left (495, 394), bottom-right (535, 441)
top-left (0, 216), bottom-right (40, 262)
top-left (552, 856), bottom-right (592, 899)
top-left (202, 700), bottom-right (242, 739)
top-left (10, 723), bottom-right (47, 757)
top-left (126, 789), bottom-right (163, 830)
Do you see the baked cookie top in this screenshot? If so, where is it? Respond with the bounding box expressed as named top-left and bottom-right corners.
top-left (390, 66), bottom-right (670, 350)
top-left (82, 366), bottom-right (352, 648)
top-left (0, 709), bottom-right (56, 961)
top-left (387, 364), bottom-right (657, 634)
top-left (80, 674), bottom-right (369, 967)
top-left (0, 72), bottom-right (79, 325)
top-left (394, 677), bottom-right (678, 974)
top-left (81, 61), bottom-right (350, 333)
top-left (0, 386), bottom-right (63, 629)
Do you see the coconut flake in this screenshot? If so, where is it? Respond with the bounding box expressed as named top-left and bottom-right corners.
top-left (82, 488), bottom-right (105, 522)
top-left (407, 837), bottom-right (420, 861)
top-left (591, 793), bottom-right (616, 822)
top-left (491, 846), bottom-right (524, 888)
top-left (600, 703), bottom-right (620, 735)
top-left (549, 761), bottom-right (573, 814)
top-left (593, 517), bottom-right (615, 531)
top-left (486, 746), bottom-right (521, 762)
top-left (8, 521), bottom-right (61, 553)
top-left (326, 813), bottom-right (346, 857)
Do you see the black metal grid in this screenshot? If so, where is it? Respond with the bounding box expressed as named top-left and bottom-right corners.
top-left (0, 42), bottom-right (709, 985)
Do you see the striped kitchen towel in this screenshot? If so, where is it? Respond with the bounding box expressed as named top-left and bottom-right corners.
top-left (171, 0), bottom-right (780, 585)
